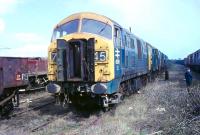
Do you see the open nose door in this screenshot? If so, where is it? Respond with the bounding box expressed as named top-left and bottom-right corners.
top-left (56, 39), bottom-right (68, 82)
top-left (56, 38), bottom-right (95, 82)
top-left (86, 38), bottom-right (95, 82)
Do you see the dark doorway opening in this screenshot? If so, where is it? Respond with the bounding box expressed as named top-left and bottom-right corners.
top-left (69, 43), bottom-right (81, 78)
top-left (56, 38), bottom-right (95, 82)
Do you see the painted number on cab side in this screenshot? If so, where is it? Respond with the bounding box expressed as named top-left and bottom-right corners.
top-left (95, 51), bottom-right (106, 61)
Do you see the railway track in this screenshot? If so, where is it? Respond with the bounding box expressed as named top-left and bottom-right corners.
top-left (31, 114), bottom-right (68, 132)
top-left (0, 94), bottom-right (56, 133)
top-left (17, 86), bottom-right (53, 107)
top-left (30, 111), bottom-right (102, 133)
top-left (2, 95), bottom-right (112, 134)
top-left (11, 92), bottom-right (55, 118)
top-left (18, 86), bottom-right (46, 93)
top-left (11, 100), bottom-right (55, 117)
top-left (19, 94), bottom-right (51, 105)
top-left (30, 104), bottom-right (104, 133)
top-left (68, 113), bottom-right (103, 135)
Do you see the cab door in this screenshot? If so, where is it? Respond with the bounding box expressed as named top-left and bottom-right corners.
top-left (114, 26), bottom-right (122, 78)
top-left (121, 31), bottom-right (128, 69)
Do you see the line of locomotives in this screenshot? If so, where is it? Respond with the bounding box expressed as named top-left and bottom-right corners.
top-left (185, 49), bottom-right (200, 72)
top-left (46, 12), bottom-right (168, 109)
top-left (0, 57), bottom-right (48, 115)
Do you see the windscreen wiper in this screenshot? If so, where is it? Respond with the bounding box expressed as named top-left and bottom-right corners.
top-left (98, 21), bottom-right (108, 34)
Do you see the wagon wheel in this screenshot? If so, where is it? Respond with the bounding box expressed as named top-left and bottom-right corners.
top-left (0, 100), bottom-right (13, 118)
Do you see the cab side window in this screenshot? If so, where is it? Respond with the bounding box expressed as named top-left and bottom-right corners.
top-left (130, 38), bottom-right (135, 49)
top-left (114, 28), bottom-right (119, 38)
top-left (114, 27), bottom-right (121, 47)
top-left (124, 35), bottom-right (127, 47)
top-left (126, 35), bottom-right (130, 47)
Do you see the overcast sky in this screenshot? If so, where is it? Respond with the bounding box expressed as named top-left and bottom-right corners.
top-left (0, 0), bottom-right (199, 59)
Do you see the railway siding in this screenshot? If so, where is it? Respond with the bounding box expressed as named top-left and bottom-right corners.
top-left (0, 63), bottom-right (200, 135)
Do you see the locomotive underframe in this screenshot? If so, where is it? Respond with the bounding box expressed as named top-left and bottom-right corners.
top-left (49, 71), bottom-right (158, 109)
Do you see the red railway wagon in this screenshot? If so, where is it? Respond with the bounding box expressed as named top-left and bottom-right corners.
top-left (0, 57), bottom-right (47, 116)
top-left (26, 57), bottom-right (48, 90)
top-left (0, 57), bottom-right (28, 95)
top-left (27, 58), bottom-right (47, 75)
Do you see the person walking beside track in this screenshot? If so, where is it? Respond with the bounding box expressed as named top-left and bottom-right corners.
top-left (185, 68), bottom-right (193, 93)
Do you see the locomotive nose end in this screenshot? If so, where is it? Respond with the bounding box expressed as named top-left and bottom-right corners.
top-left (46, 83), bottom-right (61, 93)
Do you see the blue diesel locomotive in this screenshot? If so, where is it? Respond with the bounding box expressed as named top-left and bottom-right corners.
top-left (46, 12), bottom-right (168, 109)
